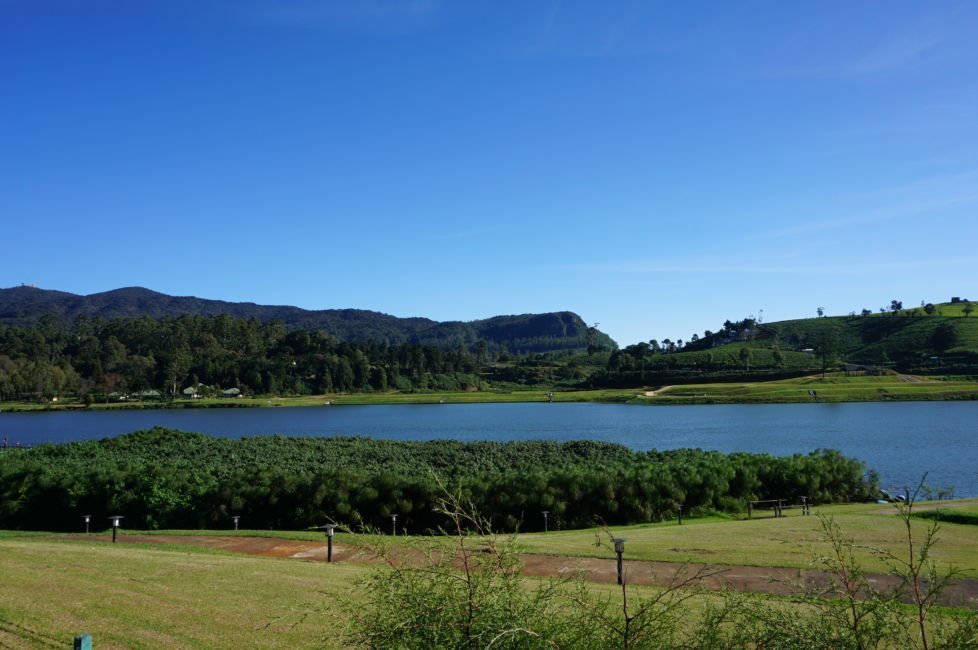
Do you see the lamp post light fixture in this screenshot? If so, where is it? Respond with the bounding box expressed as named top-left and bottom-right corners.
top-left (613, 538), bottom-right (626, 585)
top-left (390, 514), bottom-right (398, 536)
top-left (109, 516), bottom-right (124, 543)
top-left (677, 505), bottom-right (683, 526)
top-left (542, 511), bottom-right (550, 533)
top-left (325, 524), bottom-right (336, 563)
top-left (83, 515), bottom-right (91, 534)
top-left (232, 515), bottom-right (240, 531)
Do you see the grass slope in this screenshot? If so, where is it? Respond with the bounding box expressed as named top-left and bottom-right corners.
top-left (640, 373), bottom-right (978, 403)
top-left (662, 302), bottom-right (978, 371)
top-left (0, 538), bottom-right (363, 649)
top-left (2, 499), bottom-right (977, 647)
top-left (517, 500), bottom-right (978, 577)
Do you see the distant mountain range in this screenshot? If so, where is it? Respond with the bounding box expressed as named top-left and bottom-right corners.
top-left (0, 286), bottom-right (617, 353)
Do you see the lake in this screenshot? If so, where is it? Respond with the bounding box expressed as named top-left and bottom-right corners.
top-left (2, 401), bottom-right (975, 496)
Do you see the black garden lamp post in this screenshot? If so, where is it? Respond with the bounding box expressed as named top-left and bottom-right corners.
top-left (325, 524), bottom-right (336, 563)
top-left (109, 516), bottom-right (123, 543)
top-left (83, 514), bottom-right (91, 534)
top-left (542, 511), bottom-right (550, 533)
top-left (232, 515), bottom-right (240, 531)
top-left (613, 538), bottom-right (626, 585)
top-left (390, 514), bottom-right (398, 536)
top-left (677, 505), bottom-right (683, 525)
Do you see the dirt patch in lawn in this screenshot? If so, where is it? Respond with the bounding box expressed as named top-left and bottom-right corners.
top-left (66, 534), bottom-right (978, 608)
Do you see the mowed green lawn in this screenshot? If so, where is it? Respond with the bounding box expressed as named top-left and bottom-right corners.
top-left (121, 500), bottom-right (978, 577)
top-left (0, 536), bottom-right (365, 649)
top-left (2, 500), bottom-right (977, 647)
top-left (0, 535), bottom-right (696, 649)
top-left (517, 500), bottom-right (978, 577)
top-left (643, 374), bottom-right (978, 403)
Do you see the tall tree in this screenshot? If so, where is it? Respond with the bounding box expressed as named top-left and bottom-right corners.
top-left (931, 324), bottom-right (957, 351)
top-left (817, 329), bottom-right (840, 379)
top-left (739, 346), bottom-right (752, 371)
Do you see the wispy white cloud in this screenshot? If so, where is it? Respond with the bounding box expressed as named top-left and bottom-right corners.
top-left (435, 226), bottom-right (502, 241)
top-left (552, 256), bottom-right (972, 276)
top-left (241, 0), bottom-right (441, 32)
top-left (744, 167), bottom-right (978, 241)
top-left (508, 2), bottom-right (685, 59)
top-left (845, 31), bottom-right (941, 75)
top-left (850, 168), bottom-right (978, 201)
top-left (759, 18), bottom-right (959, 80)
top-left (752, 192), bottom-right (978, 240)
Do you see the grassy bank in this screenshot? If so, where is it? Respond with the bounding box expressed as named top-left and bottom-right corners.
top-left (133, 501), bottom-right (978, 578)
top-left (0, 535), bottom-right (720, 649)
top-left (0, 537), bottom-right (363, 649)
top-left (639, 374), bottom-right (978, 404)
top-left (3, 499), bottom-right (978, 647)
top-left (0, 388), bottom-right (642, 412)
top-left (517, 499), bottom-right (978, 577)
top-left (4, 374), bottom-right (978, 412)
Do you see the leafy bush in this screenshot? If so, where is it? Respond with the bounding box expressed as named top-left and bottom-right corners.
top-left (345, 486), bottom-right (978, 649)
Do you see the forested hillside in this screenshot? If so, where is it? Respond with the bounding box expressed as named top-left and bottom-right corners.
top-left (6, 289), bottom-right (977, 400)
top-left (0, 427), bottom-right (878, 532)
top-left (0, 313), bottom-right (491, 400)
top-left (0, 286), bottom-right (615, 353)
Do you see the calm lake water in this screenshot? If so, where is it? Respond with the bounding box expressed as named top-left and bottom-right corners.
top-left (2, 402), bottom-right (976, 496)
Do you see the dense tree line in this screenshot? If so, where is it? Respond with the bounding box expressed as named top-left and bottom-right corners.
top-left (0, 428), bottom-right (878, 532)
top-left (0, 314), bottom-right (492, 400)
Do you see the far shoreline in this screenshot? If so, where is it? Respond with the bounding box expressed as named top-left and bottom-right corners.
top-left (3, 374), bottom-right (978, 413)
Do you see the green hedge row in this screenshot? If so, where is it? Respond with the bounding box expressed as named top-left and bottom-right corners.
top-left (0, 428), bottom-right (878, 532)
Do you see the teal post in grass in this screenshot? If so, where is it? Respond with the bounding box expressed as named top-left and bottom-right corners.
top-left (74, 634), bottom-right (92, 650)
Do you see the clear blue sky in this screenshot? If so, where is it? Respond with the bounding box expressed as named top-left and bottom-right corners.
top-left (3, 1), bottom-right (977, 347)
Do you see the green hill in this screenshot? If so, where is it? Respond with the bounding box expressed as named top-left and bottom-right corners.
top-left (603, 302), bottom-right (978, 383)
